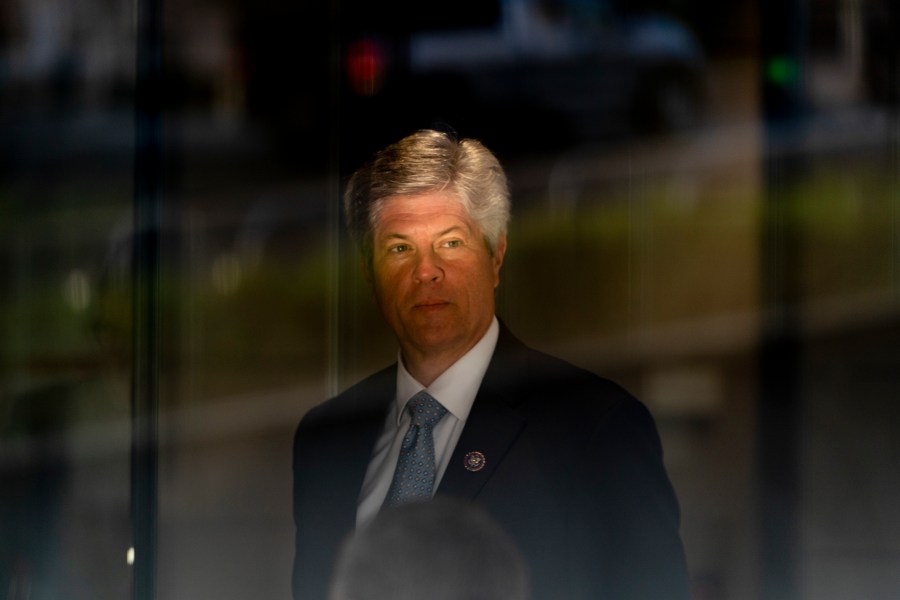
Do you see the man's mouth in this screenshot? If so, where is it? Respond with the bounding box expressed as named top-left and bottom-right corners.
top-left (413, 299), bottom-right (450, 309)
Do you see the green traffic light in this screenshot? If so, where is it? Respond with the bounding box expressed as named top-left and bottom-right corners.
top-left (767, 56), bottom-right (799, 86)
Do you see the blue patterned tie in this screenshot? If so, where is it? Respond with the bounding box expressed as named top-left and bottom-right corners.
top-left (384, 391), bottom-right (447, 507)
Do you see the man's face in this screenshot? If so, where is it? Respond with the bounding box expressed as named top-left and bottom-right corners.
top-left (370, 191), bottom-right (506, 365)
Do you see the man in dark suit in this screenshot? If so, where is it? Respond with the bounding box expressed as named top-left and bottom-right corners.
top-left (293, 129), bottom-right (690, 599)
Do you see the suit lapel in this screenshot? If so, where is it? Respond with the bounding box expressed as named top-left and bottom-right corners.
top-left (437, 390), bottom-right (525, 499)
top-left (330, 409), bottom-right (388, 525)
top-left (322, 367), bottom-right (396, 534)
top-left (437, 323), bottom-right (529, 500)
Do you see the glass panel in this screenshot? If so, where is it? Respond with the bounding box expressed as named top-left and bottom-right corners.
top-left (3, 0), bottom-right (899, 598)
top-left (0, 0), bottom-right (136, 595)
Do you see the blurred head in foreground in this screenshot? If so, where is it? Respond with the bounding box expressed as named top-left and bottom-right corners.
top-left (329, 497), bottom-right (530, 600)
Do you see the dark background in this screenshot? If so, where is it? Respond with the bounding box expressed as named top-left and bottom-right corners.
top-left (2, 0), bottom-right (900, 598)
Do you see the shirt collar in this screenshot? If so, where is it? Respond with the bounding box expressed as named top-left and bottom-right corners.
top-left (395, 316), bottom-right (499, 424)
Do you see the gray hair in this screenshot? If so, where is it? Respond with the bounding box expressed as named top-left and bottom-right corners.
top-left (343, 129), bottom-right (510, 265)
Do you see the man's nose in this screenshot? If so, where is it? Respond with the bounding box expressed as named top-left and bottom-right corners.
top-left (413, 249), bottom-right (444, 283)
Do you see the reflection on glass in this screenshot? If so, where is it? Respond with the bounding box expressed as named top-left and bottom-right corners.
top-left (2, 0), bottom-right (900, 598)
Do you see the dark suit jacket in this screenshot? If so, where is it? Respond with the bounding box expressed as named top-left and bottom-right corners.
top-left (293, 324), bottom-right (690, 599)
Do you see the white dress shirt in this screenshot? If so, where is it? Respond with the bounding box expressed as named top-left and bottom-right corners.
top-left (355, 317), bottom-right (500, 527)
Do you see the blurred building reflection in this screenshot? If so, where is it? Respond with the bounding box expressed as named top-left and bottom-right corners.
top-left (2, 0), bottom-right (900, 599)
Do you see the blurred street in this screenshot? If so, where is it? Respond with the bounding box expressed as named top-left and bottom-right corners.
top-left (3, 7), bottom-right (900, 598)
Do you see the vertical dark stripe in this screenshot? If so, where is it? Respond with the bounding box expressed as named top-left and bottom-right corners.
top-left (327, 0), bottom-right (343, 397)
top-left (759, 0), bottom-right (807, 597)
top-left (132, 0), bottom-right (163, 595)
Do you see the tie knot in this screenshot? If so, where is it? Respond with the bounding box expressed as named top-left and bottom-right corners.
top-left (407, 391), bottom-right (446, 427)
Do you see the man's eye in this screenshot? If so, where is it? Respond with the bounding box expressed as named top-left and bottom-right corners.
top-left (389, 244), bottom-right (410, 254)
top-left (443, 239), bottom-right (461, 248)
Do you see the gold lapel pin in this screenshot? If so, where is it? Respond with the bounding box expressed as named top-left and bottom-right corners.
top-left (463, 451), bottom-right (486, 472)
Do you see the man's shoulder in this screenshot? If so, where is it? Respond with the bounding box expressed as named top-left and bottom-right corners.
top-left (523, 344), bottom-right (625, 390)
top-left (494, 327), bottom-right (635, 410)
top-left (493, 329), bottom-right (669, 448)
top-left (486, 332), bottom-right (666, 473)
top-left (297, 363), bottom-right (396, 431)
top-left (292, 364), bottom-right (396, 470)
top-left (519, 345), bottom-right (637, 413)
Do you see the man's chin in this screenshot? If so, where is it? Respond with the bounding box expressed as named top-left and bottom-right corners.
top-left (406, 324), bottom-right (465, 355)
